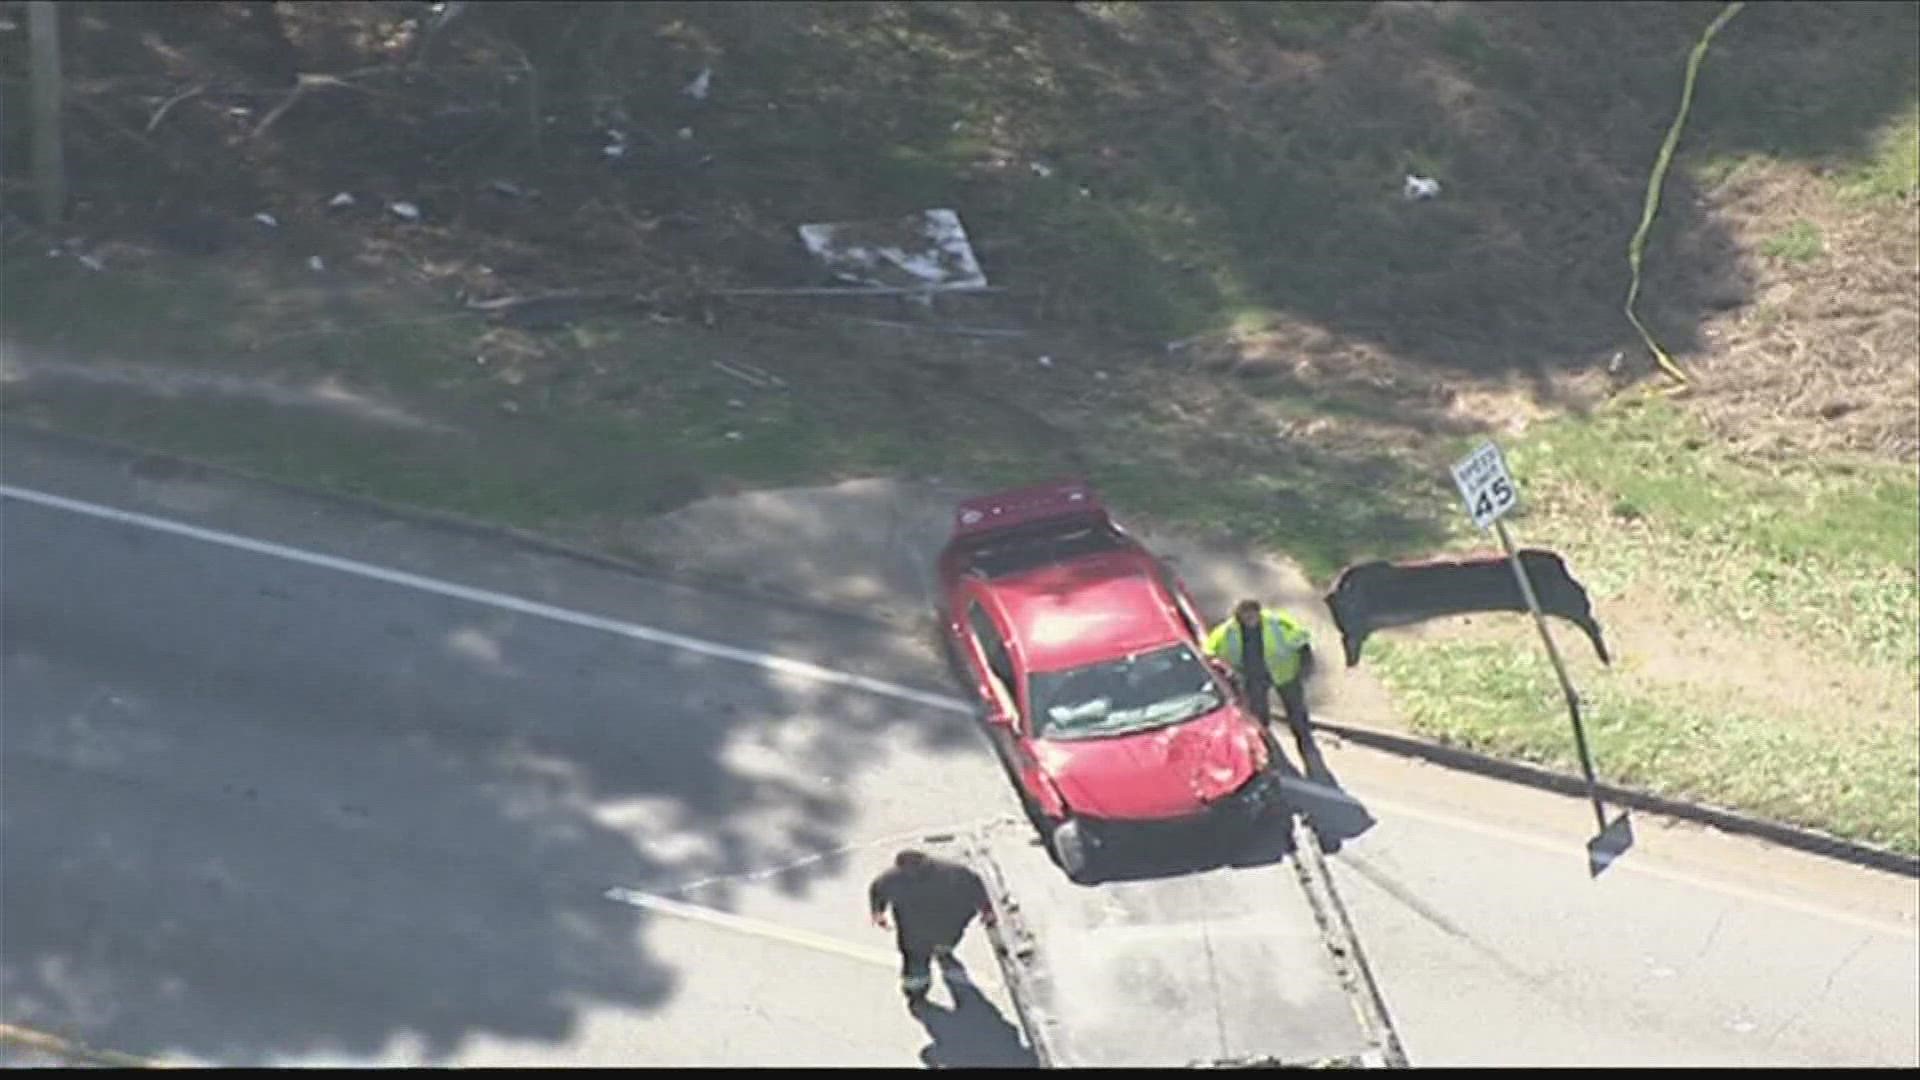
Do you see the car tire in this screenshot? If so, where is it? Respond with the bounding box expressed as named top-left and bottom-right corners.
top-left (1050, 817), bottom-right (1096, 883)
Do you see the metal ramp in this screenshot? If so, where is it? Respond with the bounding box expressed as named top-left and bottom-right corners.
top-left (932, 816), bottom-right (1405, 1068)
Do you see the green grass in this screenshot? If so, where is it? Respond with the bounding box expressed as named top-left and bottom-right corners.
top-left (1759, 219), bottom-right (1825, 263)
top-left (1366, 396), bottom-right (1920, 851)
top-left (1369, 638), bottom-right (1920, 855)
top-left (1502, 397), bottom-right (1919, 672)
top-left (1841, 101), bottom-right (1920, 203)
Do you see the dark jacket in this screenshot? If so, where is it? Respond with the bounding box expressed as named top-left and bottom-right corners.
top-left (869, 857), bottom-right (991, 944)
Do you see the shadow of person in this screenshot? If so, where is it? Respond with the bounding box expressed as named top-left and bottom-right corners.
top-left (1271, 722), bottom-right (1376, 855)
top-left (912, 958), bottom-right (1040, 1068)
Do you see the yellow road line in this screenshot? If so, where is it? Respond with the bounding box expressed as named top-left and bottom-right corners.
top-left (0, 1023), bottom-right (174, 1068)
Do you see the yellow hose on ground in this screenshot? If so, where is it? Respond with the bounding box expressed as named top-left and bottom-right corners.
top-left (1624, 1), bottom-right (1747, 390)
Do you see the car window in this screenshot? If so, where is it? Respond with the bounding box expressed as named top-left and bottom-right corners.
top-left (966, 519), bottom-right (1127, 578)
top-left (966, 602), bottom-right (1017, 692)
top-left (1028, 643), bottom-right (1223, 739)
top-left (1155, 563), bottom-right (1204, 640)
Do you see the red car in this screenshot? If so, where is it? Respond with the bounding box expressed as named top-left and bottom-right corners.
top-left (936, 480), bottom-right (1286, 882)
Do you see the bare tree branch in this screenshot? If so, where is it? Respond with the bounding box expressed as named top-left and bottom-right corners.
top-left (145, 83), bottom-right (206, 133)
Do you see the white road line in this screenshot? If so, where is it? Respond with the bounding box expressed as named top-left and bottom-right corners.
top-left (0, 483), bottom-right (971, 714)
top-left (662, 815), bottom-right (1018, 897)
top-left (1345, 789), bottom-right (1920, 943)
top-left (605, 887), bottom-right (897, 970)
top-left (6, 482), bottom-right (1912, 942)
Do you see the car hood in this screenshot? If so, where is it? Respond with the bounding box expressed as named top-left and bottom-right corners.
top-left (1033, 706), bottom-right (1261, 821)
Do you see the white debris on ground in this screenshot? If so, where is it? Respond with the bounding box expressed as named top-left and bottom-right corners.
top-left (1403, 174), bottom-right (1442, 201)
top-left (388, 201), bottom-right (421, 221)
top-left (328, 192), bottom-right (357, 209)
top-left (796, 209), bottom-right (989, 291)
top-left (253, 212), bottom-right (279, 228)
top-left (683, 66), bottom-right (712, 101)
top-left (307, 255), bottom-right (326, 272)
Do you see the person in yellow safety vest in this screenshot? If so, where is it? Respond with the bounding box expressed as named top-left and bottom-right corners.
top-left (1205, 598), bottom-right (1313, 734)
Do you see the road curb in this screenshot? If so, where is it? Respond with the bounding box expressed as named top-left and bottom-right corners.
top-left (1310, 717), bottom-right (1920, 880)
top-left (4, 422), bottom-right (918, 638)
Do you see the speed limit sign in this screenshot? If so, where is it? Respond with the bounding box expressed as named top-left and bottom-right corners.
top-left (1452, 441), bottom-right (1518, 529)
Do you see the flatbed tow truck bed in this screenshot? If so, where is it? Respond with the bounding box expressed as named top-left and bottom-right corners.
top-left (928, 813), bottom-right (1408, 1068)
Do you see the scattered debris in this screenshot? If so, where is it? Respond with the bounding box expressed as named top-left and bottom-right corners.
top-left (677, 127), bottom-right (694, 140)
top-left (1031, 161), bottom-right (1055, 178)
top-left (328, 191), bottom-right (357, 209)
top-left (796, 209), bottom-right (989, 291)
top-left (683, 66), bottom-right (712, 102)
top-left (253, 212), bottom-right (280, 228)
top-left (603, 142), bottom-right (628, 159)
top-left (307, 255), bottom-right (325, 272)
top-left (1403, 174), bottom-right (1442, 201)
top-left (839, 316), bottom-right (1028, 339)
top-left (727, 398), bottom-right (745, 409)
top-left (1037, 355), bottom-right (1055, 368)
top-left (487, 180), bottom-right (528, 199)
top-left (724, 430), bottom-right (744, 441)
top-left (712, 359), bottom-right (786, 389)
top-left (463, 288), bottom-right (646, 328)
top-left (388, 201), bottom-right (421, 221)
top-left (77, 253), bottom-right (106, 273)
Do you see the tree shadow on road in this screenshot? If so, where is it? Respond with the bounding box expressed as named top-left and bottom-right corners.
top-left (0, 460), bottom-right (991, 1067)
top-left (911, 963), bottom-right (1039, 1069)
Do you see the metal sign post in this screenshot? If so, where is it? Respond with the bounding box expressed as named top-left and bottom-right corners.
top-left (1451, 442), bottom-right (1633, 876)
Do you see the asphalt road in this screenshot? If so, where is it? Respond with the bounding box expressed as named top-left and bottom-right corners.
top-left (2, 426), bottom-right (1916, 1067)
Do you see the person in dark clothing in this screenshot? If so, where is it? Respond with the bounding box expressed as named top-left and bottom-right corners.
top-left (869, 849), bottom-right (997, 1005)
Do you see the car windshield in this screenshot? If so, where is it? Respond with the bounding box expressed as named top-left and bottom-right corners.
top-left (1027, 644), bottom-right (1223, 739)
top-left (969, 524), bottom-right (1122, 578)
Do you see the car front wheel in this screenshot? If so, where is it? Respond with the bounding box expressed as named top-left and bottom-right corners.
top-left (1049, 817), bottom-right (1097, 883)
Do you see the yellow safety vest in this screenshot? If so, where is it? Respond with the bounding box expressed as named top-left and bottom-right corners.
top-left (1205, 611), bottom-right (1310, 686)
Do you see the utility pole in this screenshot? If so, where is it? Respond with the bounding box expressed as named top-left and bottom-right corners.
top-left (28, 0), bottom-right (66, 227)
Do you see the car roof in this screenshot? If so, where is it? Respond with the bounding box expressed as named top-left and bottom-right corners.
top-left (983, 550), bottom-right (1187, 674)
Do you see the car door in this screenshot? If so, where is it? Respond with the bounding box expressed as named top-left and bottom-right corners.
top-left (964, 598), bottom-right (1021, 727)
top-left (964, 597), bottom-right (1046, 786)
